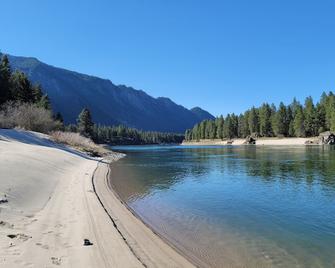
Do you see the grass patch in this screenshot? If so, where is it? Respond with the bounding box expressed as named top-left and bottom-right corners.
top-left (50, 131), bottom-right (109, 157)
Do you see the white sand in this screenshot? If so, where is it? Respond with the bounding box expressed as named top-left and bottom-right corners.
top-left (182, 137), bottom-right (313, 146)
top-left (0, 129), bottom-right (194, 267)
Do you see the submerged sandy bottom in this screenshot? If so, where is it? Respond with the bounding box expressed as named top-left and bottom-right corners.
top-left (110, 145), bottom-right (335, 268)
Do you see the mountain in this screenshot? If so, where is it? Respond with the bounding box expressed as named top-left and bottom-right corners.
top-left (5, 54), bottom-right (214, 133)
top-left (190, 107), bottom-right (215, 121)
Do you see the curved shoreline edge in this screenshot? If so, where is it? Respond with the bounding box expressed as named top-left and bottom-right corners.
top-left (0, 129), bottom-right (193, 267)
top-left (93, 157), bottom-right (196, 268)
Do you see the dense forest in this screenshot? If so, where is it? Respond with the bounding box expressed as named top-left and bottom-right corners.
top-left (92, 125), bottom-right (184, 145)
top-left (70, 109), bottom-right (184, 145)
top-left (185, 93), bottom-right (335, 141)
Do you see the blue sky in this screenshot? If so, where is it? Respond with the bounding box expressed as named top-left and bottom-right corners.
top-left (1, 0), bottom-right (335, 116)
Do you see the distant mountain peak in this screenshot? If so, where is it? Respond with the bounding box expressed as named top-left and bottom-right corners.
top-left (191, 107), bottom-right (215, 121)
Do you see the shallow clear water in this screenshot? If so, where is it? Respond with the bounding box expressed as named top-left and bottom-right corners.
top-left (110, 145), bottom-right (335, 268)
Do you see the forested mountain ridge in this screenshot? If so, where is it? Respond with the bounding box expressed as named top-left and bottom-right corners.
top-left (4, 53), bottom-right (214, 133)
top-left (185, 93), bottom-right (335, 141)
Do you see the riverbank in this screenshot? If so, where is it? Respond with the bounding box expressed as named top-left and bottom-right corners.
top-left (0, 129), bottom-right (193, 267)
top-left (182, 137), bottom-right (316, 146)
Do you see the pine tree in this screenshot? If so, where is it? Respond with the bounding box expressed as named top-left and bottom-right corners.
top-left (10, 71), bottom-right (34, 102)
top-left (231, 113), bottom-right (239, 137)
top-left (216, 116), bottom-right (224, 139)
top-left (32, 84), bottom-right (43, 102)
top-left (287, 106), bottom-right (294, 136)
top-left (304, 96), bottom-right (318, 136)
top-left (293, 105), bottom-right (305, 137)
top-left (242, 111), bottom-right (250, 137)
top-left (223, 114), bottom-right (232, 138)
top-left (330, 108), bottom-right (335, 132)
top-left (37, 94), bottom-right (51, 110)
top-left (77, 108), bottom-right (94, 137)
top-left (54, 112), bottom-right (64, 123)
top-left (273, 102), bottom-right (288, 136)
top-left (208, 120), bottom-right (216, 139)
top-left (248, 107), bottom-right (259, 135)
top-left (0, 55), bottom-right (12, 104)
top-left (316, 102), bottom-right (326, 133)
top-left (259, 103), bottom-right (272, 137)
top-left (237, 114), bottom-right (245, 138)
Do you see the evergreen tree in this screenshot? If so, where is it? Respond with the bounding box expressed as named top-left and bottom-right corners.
top-left (273, 102), bottom-right (288, 136)
top-left (185, 91), bottom-right (335, 141)
top-left (10, 71), bottom-right (34, 102)
top-left (223, 114), bottom-right (234, 139)
top-left (237, 114), bottom-right (245, 138)
top-left (0, 55), bottom-right (12, 104)
top-left (304, 97), bottom-right (318, 136)
top-left (200, 120), bottom-right (207, 139)
top-left (290, 98), bottom-right (300, 117)
top-left (316, 102), bottom-right (326, 133)
top-left (322, 92), bottom-right (335, 130)
top-left (242, 111), bottom-right (250, 137)
top-left (231, 113), bottom-right (239, 137)
top-left (32, 84), bottom-right (43, 102)
top-left (293, 105), bottom-right (305, 137)
top-left (216, 116), bottom-right (224, 139)
top-left (77, 108), bottom-right (94, 137)
top-left (36, 94), bottom-right (51, 110)
top-left (248, 107), bottom-right (259, 134)
top-left (259, 103), bottom-right (272, 136)
top-left (54, 112), bottom-right (64, 123)
top-left (207, 120), bottom-right (216, 139)
top-left (287, 106), bottom-right (294, 136)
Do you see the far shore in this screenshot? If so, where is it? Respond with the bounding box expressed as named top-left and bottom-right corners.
top-left (182, 137), bottom-right (318, 146)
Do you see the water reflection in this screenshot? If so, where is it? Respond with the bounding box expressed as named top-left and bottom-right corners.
top-left (111, 146), bottom-right (335, 201)
top-left (110, 145), bottom-right (335, 268)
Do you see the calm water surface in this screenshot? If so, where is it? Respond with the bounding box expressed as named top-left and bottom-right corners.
top-left (110, 145), bottom-right (335, 268)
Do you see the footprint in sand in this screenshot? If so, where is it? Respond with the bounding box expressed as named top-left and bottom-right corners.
top-left (55, 223), bottom-right (64, 228)
top-left (42, 230), bottom-right (53, 235)
top-left (36, 242), bottom-right (49, 250)
top-left (51, 257), bottom-right (62, 265)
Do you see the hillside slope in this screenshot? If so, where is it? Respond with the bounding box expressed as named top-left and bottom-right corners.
top-left (6, 54), bottom-right (214, 133)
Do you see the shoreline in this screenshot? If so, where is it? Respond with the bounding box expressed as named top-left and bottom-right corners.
top-left (0, 129), bottom-right (193, 267)
top-left (105, 163), bottom-right (208, 268)
top-left (93, 159), bottom-right (196, 267)
top-left (182, 137), bottom-right (317, 146)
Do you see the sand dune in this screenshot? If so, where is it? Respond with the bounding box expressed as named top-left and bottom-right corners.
top-left (0, 129), bottom-right (194, 267)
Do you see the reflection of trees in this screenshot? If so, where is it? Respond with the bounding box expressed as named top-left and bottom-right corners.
top-left (111, 146), bottom-right (335, 202)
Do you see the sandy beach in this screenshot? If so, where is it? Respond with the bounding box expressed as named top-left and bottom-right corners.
top-left (0, 129), bottom-right (194, 268)
top-left (182, 137), bottom-right (315, 146)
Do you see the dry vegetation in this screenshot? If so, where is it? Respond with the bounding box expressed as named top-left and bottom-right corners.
top-left (0, 102), bottom-right (62, 133)
top-left (50, 131), bottom-right (109, 157)
top-left (0, 102), bottom-right (112, 157)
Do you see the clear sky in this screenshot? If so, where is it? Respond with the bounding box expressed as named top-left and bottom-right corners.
top-left (1, 0), bottom-right (335, 116)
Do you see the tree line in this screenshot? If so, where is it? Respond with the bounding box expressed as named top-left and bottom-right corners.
top-left (185, 93), bottom-right (335, 141)
top-left (0, 55), bottom-right (53, 111)
top-left (73, 108), bottom-right (184, 145)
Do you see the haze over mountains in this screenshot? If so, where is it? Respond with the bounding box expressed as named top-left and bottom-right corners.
top-left (5, 54), bottom-right (214, 133)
